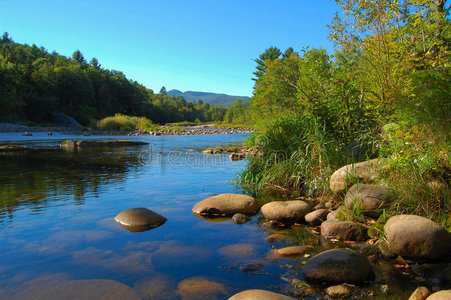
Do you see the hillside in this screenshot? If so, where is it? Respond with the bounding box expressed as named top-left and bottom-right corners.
top-left (167, 90), bottom-right (250, 107)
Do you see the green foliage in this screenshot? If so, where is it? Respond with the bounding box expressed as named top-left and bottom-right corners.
top-left (96, 114), bottom-right (160, 132)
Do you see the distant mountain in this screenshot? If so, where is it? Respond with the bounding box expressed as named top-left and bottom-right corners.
top-left (167, 90), bottom-right (250, 107)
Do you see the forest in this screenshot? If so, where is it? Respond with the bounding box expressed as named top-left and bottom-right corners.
top-left (231, 0), bottom-right (450, 227)
top-left (0, 34), bottom-right (227, 126)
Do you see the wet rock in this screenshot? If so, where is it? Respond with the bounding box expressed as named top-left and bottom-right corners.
top-left (228, 289), bottom-right (296, 299)
top-left (239, 263), bottom-right (263, 273)
top-left (324, 284), bottom-right (352, 298)
top-left (265, 233), bottom-right (288, 243)
top-left (426, 290), bottom-right (451, 300)
top-left (261, 200), bottom-right (312, 223)
top-left (384, 215), bottom-right (451, 259)
top-left (192, 193), bottom-right (259, 217)
top-left (133, 275), bottom-right (176, 300)
top-left (76, 140), bottom-right (148, 147)
top-left (202, 149), bottom-right (213, 154)
top-left (378, 241), bottom-right (396, 258)
top-left (326, 206), bottom-right (346, 221)
top-left (302, 249), bottom-right (374, 284)
top-left (305, 209), bottom-right (329, 225)
top-left (232, 213), bottom-right (251, 224)
top-left (12, 279), bottom-right (140, 300)
top-left (330, 158), bottom-right (387, 194)
top-left (60, 140), bottom-right (76, 149)
top-left (176, 277), bottom-right (228, 300)
top-left (229, 152), bottom-right (245, 161)
top-left (261, 220), bottom-right (289, 233)
top-left (321, 220), bottom-right (367, 241)
top-left (152, 245), bottom-right (213, 270)
top-left (344, 184), bottom-right (393, 216)
top-left (409, 286), bottom-right (431, 300)
top-left (274, 245), bottom-right (313, 258)
top-left (114, 208), bottom-right (167, 232)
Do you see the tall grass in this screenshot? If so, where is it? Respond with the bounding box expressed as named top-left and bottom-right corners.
top-left (96, 114), bottom-right (160, 132)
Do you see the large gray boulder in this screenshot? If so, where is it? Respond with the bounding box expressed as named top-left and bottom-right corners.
top-left (330, 158), bottom-right (387, 194)
top-left (53, 112), bottom-right (83, 129)
top-left (302, 249), bottom-right (374, 284)
top-left (229, 289), bottom-right (296, 300)
top-left (114, 208), bottom-right (167, 232)
top-left (321, 220), bottom-right (367, 241)
top-left (261, 200), bottom-right (312, 223)
top-left (384, 215), bottom-right (451, 260)
top-left (192, 193), bottom-right (259, 217)
top-left (344, 184), bottom-right (393, 215)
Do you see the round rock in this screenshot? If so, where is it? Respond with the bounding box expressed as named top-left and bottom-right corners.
top-left (426, 290), bottom-right (451, 300)
top-left (384, 215), bottom-right (451, 259)
top-left (302, 249), bottom-right (374, 284)
top-left (177, 277), bottom-right (228, 300)
top-left (409, 286), bottom-right (431, 300)
top-left (114, 208), bottom-right (167, 232)
top-left (261, 200), bottom-right (312, 223)
top-left (274, 245), bottom-right (313, 258)
top-left (321, 220), bottom-right (367, 241)
top-left (324, 284), bottom-right (352, 298)
top-left (344, 184), bottom-right (393, 215)
top-left (330, 158), bottom-right (386, 194)
top-left (305, 209), bottom-right (329, 225)
top-left (192, 193), bottom-right (259, 217)
top-left (228, 289), bottom-right (296, 300)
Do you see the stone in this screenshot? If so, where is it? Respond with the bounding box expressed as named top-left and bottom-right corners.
top-left (330, 158), bottom-right (387, 194)
top-left (202, 149), bottom-right (213, 154)
top-left (133, 275), bottom-right (176, 300)
top-left (261, 200), bottom-right (312, 223)
top-left (265, 233), bottom-right (288, 243)
top-left (176, 277), bottom-right (228, 300)
top-left (378, 241), bottom-right (396, 258)
top-left (321, 220), bottom-right (367, 241)
top-left (218, 243), bottom-right (256, 260)
top-left (327, 206), bottom-right (346, 221)
top-left (53, 112), bottom-right (83, 129)
top-left (60, 140), bottom-right (76, 149)
top-left (114, 208), bottom-right (167, 232)
top-left (302, 249), bottom-right (374, 284)
top-left (228, 289), bottom-right (296, 300)
top-left (324, 284), bottom-right (352, 298)
top-left (229, 152), bottom-right (245, 161)
top-left (305, 209), bottom-right (329, 225)
top-left (426, 290), bottom-right (451, 300)
top-left (192, 193), bottom-right (259, 217)
top-left (274, 245), bottom-right (313, 258)
top-left (11, 279), bottom-right (140, 300)
top-left (232, 213), bottom-right (251, 224)
top-left (344, 184), bottom-right (393, 215)
top-left (384, 215), bottom-right (451, 259)
top-left (409, 286), bottom-right (431, 300)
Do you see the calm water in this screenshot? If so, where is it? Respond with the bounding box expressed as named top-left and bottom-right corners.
top-left (0, 132), bottom-right (314, 299)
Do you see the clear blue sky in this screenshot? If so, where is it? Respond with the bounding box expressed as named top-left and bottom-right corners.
top-left (0, 0), bottom-right (338, 97)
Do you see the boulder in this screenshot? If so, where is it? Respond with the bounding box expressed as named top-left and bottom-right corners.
top-left (384, 215), bottom-right (451, 259)
top-left (192, 193), bottom-right (259, 217)
top-left (426, 290), bottom-right (451, 300)
top-left (274, 245), bottom-right (313, 258)
top-left (232, 213), bottom-right (251, 224)
top-left (324, 284), bottom-right (352, 298)
top-left (53, 112), bottom-right (83, 129)
top-left (228, 289), bottom-right (296, 300)
top-left (302, 249), bottom-right (374, 284)
top-left (409, 286), bottom-right (431, 300)
top-left (345, 184), bottom-right (393, 215)
top-left (229, 153), bottom-right (245, 161)
top-left (60, 140), bottom-right (76, 149)
top-left (321, 220), bottom-right (367, 241)
top-left (305, 209), bottom-right (329, 225)
top-left (261, 200), bottom-right (312, 223)
top-left (330, 158), bottom-right (387, 194)
top-left (202, 149), bottom-right (213, 154)
top-left (265, 233), bottom-right (288, 243)
top-left (114, 208), bottom-right (167, 232)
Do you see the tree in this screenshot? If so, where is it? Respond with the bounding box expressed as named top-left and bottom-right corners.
top-left (90, 57), bottom-right (101, 69)
top-left (253, 46), bottom-right (282, 81)
top-left (72, 50), bottom-right (86, 64)
top-left (159, 86), bottom-right (167, 94)
top-left (1, 32), bottom-right (12, 43)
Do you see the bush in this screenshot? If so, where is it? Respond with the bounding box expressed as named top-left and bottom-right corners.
top-left (96, 114), bottom-right (159, 132)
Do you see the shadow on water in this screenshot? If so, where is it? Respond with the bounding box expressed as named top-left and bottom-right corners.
top-left (0, 147), bottom-right (144, 224)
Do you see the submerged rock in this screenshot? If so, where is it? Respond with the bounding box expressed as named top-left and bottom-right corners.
top-left (302, 249), bottom-right (374, 284)
top-left (228, 289), bottom-right (296, 300)
top-left (344, 184), bottom-right (393, 215)
top-left (261, 200), bottom-right (312, 223)
top-left (114, 208), bottom-right (167, 232)
top-left (202, 149), bottom-right (213, 154)
top-left (232, 213), bottom-right (251, 224)
top-left (265, 233), bottom-right (288, 243)
top-left (176, 277), bottom-right (228, 300)
top-left (330, 158), bottom-right (387, 194)
top-left (274, 245), bottom-right (313, 258)
top-left (321, 220), bottom-right (367, 241)
top-left (192, 193), bottom-right (259, 217)
top-left (384, 214), bottom-right (451, 260)
top-left (229, 152), bottom-right (245, 161)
